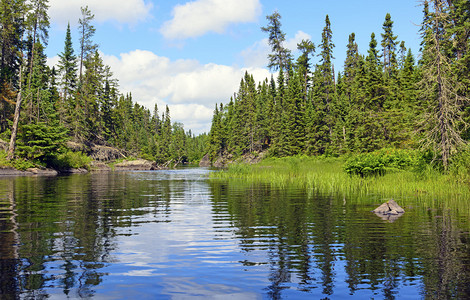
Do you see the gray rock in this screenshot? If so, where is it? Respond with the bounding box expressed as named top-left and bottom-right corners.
top-left (373, 202), bottom-right (390, 214)
top-left (114, 159), bottom-right (157, 170)
top-left (388, 199), bottom-right (405, 213)
top-left (0, 167), bottom-right (28, 176)
top-left (373, 200), bottom-right (405, 215)
top-left (26, 168), bottom-right (58, 176)
top-left (199, 154), bottom-right (211, 167)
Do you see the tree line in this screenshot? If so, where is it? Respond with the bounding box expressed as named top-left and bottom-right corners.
top-left (0, 1), bottom-right (205, 167)
top-left (207, 0), bottom-right (470, 171)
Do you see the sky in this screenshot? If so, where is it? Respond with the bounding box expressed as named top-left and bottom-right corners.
top-left (46, 0), bottom-right (424, 135)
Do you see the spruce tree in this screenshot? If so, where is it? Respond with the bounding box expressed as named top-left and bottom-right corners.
top-left (381, 13), bottom-right (398, 76)
top-left (26, 0), bottom-right (50, 90)
top-left (78, 6), bottom-right (97, 82)
top-left (296, 39), bottom-right (315, 99)
top-left (261, 11), bottom-right (292, 73)
top-left (279, 70), bottom-right (305, 156)
top-left (57, 23), bottom-right (77, 103)
top-left (311, 15), bottom-right (335, 154)
top-left (57, 23), bottom-right (77, 126)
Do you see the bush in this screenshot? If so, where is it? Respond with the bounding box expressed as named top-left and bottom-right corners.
top-left (16, 122), bottom-right (68, 162)
top-left (0, 150), bottom-right (36, 170)
top-left (49, 151), bottom-right (92, 170)
top-left (449, 146), bottom-right (470, 182)
top-left (344, 148), bottom-right (419, 177)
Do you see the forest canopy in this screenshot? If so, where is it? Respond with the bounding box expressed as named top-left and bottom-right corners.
top-left (0, 0), bottom-right (469, 172)
top-left (207, 0), bottom-right (470, 171)
top-left (0, 1), bottom-right (205, 168)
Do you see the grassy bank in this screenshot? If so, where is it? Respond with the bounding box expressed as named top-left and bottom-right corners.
top-left (210, 156), bottom-right (470, 208)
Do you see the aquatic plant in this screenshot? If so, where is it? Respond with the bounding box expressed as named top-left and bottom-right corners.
top-left (211, 156), bottom-right (470, 208)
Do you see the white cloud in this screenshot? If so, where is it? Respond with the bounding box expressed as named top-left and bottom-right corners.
top-left (103, 50), bottom-right (270, 134)
top-left (50, 50), bottom-right (270, 134)
top-left (286, 31), bottom-right (313, 53)
top-left (240, 31), bottom-right (313, 69)
top-left (160, 0), bottom-right (262, 39)
top-left (239, 38), bottom-right (269, 69)
top-left (49, 0), bottom-right (153, 26)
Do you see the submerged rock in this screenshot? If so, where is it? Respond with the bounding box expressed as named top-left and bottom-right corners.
top-left (373, 200), bottom-right (405, 222)
top-left (373, 199), bottom-right (405, 215)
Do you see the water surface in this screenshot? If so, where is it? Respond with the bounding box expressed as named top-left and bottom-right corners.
top-left (0, 168), bottom-right (469, 299)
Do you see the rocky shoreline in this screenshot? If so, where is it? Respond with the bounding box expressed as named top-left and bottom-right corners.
top-left (0, 159), bottom-right (165, 177)
top-left (0, 140), bottom-right (172, 177)
top-left (199, 151), bottom-right (267, 168)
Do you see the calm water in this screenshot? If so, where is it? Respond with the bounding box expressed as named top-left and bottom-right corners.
top-left (0, 168), bottom-right (469, 299)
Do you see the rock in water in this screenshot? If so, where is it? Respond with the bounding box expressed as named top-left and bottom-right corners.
top-left (373, 200), bottom-right (405, 215)
top-left (387, 199), bottom-right (405, 213)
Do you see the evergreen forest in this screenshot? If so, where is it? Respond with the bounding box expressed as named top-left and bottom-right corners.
top-left (207, 0), bottom-right (470, 173)
top-left (0, 0), bottom-right (469, 174)
top-left (0, 2), bottom-right (206, 169)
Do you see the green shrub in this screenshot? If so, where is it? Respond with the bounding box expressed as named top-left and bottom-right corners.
top-left (344, 148), bottom-right (419, 177)
top-left (17, 122), bottom-right (68, 163)
top-left (49, 151), bottom-right (92, 170)
top-left (0, 150), bottom-right (36, 170)
top-left (449, 146), bottom-right (470, 182)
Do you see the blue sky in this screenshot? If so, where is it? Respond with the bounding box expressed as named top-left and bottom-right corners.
top-left (46, 0), bottom-right (424, 134)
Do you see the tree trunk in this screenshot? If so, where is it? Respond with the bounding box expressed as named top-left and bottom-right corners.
top-left (7, 67), bottom-right (22, 160)
top-left (7, 91), bottom-right (22, 160)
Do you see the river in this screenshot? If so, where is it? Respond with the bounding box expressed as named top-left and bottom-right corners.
top-left (0, 168), bottom-right (469, 299)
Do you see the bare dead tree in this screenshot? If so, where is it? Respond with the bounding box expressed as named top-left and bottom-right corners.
top-left (418, 0), bottom-right (469, 170)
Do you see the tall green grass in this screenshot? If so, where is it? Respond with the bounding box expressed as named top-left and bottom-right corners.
top-left (210, 156), bottom-right (470, 211)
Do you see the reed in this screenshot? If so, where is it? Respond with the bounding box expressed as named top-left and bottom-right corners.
top-left (210, 156), bottom-right (470, 210)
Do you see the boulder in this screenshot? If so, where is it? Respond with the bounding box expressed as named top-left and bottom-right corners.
top-left (90, 145), bottom-right (126, 161)
top-left (387, 199), bottom-right (405, 213)
top-left (373, 199), bottom-right (405, 215)
top-left (114, 159), bottom-right (157, 170)
top-left (0, 167), bottom-right (28, 176)
top-left (26, 168), bottom-right (58, 176)
top-left (90, 161), bottom-right (112, 172)
top-left (199, 154), bottom-right (211, 167)
top-left (59, 168), bottom-right (89, 174)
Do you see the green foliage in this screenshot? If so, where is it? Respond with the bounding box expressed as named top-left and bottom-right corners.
top-left (16, 122), bottom-right (69, 163)
top-left (49, 151), bottom-right (92, 170)
top-left (215, 155), bottom-right (470, 203)
top-left (0, 150), bottom-right (36, 170)
top-left (344, 148), bottom-right (419, 177)
top-left (449, 145), bottom-right (470, 183)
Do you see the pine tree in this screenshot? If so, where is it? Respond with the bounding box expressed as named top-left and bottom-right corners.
top-left (57, 23), bottom-right (77, 111)
top-left (381, 13), bottom-right (398, 76)
top-left (0, 0), bottom-right (26, 86)
top-left (254, 79), bottom-right (269, 151)
top-left (344, 33), bottom-right (359, 94)
top-left (269, 69), bottom-right (285, 155)
top-left (311, 15), bottom-right (336, 154)
top-left (208, 104), bottom-right (223, 160)
top-left (26, 0), bottom-right (50, 90)
top-left (279, 70), bottom-right (305, 156)
top-left (261, 11), bottom-right (292, 73)
top-left (296, 39), bottom-right (315, 99)
top-left (78, 6), bottom-right (97, 82)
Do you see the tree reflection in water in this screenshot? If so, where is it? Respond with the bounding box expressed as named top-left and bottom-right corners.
top-left (0, 172), bottom-right (469, 299)
top-left (208, 180), bottom-right (470, 299)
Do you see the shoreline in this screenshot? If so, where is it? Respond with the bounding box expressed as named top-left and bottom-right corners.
top-left (0, 158), bottom-right (177, 177)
